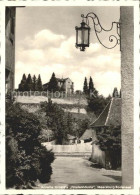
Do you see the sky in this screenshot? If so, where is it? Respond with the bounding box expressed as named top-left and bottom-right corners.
top-left (15, 6), bottom-right (121, 97)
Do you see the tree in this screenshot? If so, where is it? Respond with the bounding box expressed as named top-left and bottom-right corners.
top-left (18, 74), bottom-right (27, 91)
top-left (6, 101), bottom-right (54, 189)
top-left (86, 77), bottom-right (111, 117)
top-left (86, 77), bottom-right (112, 117)
top-left (83, 77), bottom-right (88, 94)
top-left (96, 126), bottom-right (121, 169)
top-left (66, 112), bottom-right (74, 134)
top-left (48, 73), bottom-right (59, 92)
top-left (87, 95), bottom-right (110, 117)
top-left (40, 100), bottom-right (92, 142)
top-left (89, 77), bottom-right (94, 93)
top-left (26, 74), bottom-right (33, 91)
top-left (77, 118), bottom-right (90, 138)
top-left (32, 75), bottom-right (37, 91)
top-left (88, 76), bottom-right (98, 97)
top-left (41, 99), bottom-right (69, 144)
top-left (36, 74), bottom-right (43, 91)
top-left (60, 84), bottom-right (66, 92)
top-left (112, 87), bottom-right (119, 98)
top-left (119, 89), bottom-right (121, 98)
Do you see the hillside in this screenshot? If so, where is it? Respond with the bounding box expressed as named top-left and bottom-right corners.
top-left (16, 96), bottom-right (87, 105)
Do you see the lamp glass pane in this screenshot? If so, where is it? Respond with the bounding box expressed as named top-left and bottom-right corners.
top-left (83, 29), bottom-right (89, 45)
top-left (77, 28), bottom-right (89, 45)
top-left (77, 29), bottom-right (82, 44)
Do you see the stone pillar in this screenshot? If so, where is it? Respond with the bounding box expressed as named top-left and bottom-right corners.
top-left (120, 7), bottom-right (134, 187)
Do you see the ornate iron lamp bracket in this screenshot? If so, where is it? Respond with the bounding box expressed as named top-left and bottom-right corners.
top-left (81, 13), bottom-right (121, 50)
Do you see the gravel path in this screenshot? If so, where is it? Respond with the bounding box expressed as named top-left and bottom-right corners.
top-left (35, 156), bottom-right (122, 189)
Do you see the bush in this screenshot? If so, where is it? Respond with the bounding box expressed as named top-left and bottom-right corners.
top-left (40, 100), bottom-right (91, 142)
top-left (6, 102), bottom-right (54, 189)
top-left (96, 126), bottom-right (121, 170)
top-left (40, 100), bottom-right (69, 144)
top-left (87, 95), bottom-right (111, 117)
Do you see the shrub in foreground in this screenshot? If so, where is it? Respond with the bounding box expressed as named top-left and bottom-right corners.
top-left (6, 102), bottom-right (54, 189)
top-left (96, 126), bottom-right (121, 170)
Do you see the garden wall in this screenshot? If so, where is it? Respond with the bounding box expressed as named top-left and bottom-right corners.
top-left (42, 142), bottom-right (92, 155)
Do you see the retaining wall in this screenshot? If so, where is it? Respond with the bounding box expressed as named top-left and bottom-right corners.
top-left (42, 142), bottom-right (92, 154)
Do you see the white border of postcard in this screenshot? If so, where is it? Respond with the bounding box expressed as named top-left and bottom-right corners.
top-left (0, 0), bottom-right (139, 194)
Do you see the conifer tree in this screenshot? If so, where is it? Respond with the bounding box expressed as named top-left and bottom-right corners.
top-left (18, 73), bottom-right (27, 91)
top-left (32, 75), bottom-right (37, 91)
top-left (112, 87), bottom-right (119, 98)
top-left (83, 77), bottom-right (88, 94)
top-left (26, 74), bottom-right (33, 91)
top-left (22, 73), bottom-right (26, 83)
top-left (119, 89), bottom-right (121, 98)
top-left (48, 72), bottom-right (58, 92)
top-left (89, 76), bottom-right (94, 93)
top-left (88, 76), bottom-right (98, 97)
top-left (36, 74), bottom-right (43, 91)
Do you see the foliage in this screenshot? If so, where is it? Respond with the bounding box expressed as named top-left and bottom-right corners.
top-left (66, 112), bottom-right (74, 136)
top-left (48, 73), bottom-right (59, 92)
top-left (6, 102), bottom-right (54, 189)
top-left (60, 83), bottom-right (66, 92)
top-left (112, 87), bottom-right (119, 97)
top-left (38, 129), bottom-right (54, 143)
top-left (18, 74), bottom-right (43, 92)
top-left (18, 74), bottom-right (27, 91)
top-left (26, 74), bottom-right (33, 91)
top-left (89, 76), bottom-right (94, 93)
top-left (84, 76), bottom-right (107, 117)
top-left (96, 126), bottom-right (121, 169)
top-left (40, 100), bottom-right (91, 143)
top-left (87, 94), bottom-right (111, 117)
top-left (36, 74), bottom-right (43, 91)
top-left (119, 89), bottom-right (121, 98)
top-left (83, 76), bottom-right (98, 96)
top-left (56, 103), bottom-right (87, 110)
top-left (76, 118), bottom-right (90, 138)
top-left (83, 77), bottom-right (88, 94)
top-left (32, 75), bottom-right (37, 91)
top-left (41, 99), bottom-right (69, 144)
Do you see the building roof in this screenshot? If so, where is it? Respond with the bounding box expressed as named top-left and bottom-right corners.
top-left (43, 77), bottom-right (71, 86)
top-left (56, 78), bottom-right (69, 82)
top-left (80, 129), bottom-right (92, 140)
top-left (90, 98), bottom-right (121, 128)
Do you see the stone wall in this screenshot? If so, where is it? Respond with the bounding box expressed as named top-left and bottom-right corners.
top-left (42, 142), bottom-right (92, 155)
top-left (20, 103), bottom-right (40, 113)
top-left (120, 6), bottom-right (134, 187)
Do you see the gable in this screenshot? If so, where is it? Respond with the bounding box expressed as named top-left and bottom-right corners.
top-left (65, 78), bottom-right (72, 84)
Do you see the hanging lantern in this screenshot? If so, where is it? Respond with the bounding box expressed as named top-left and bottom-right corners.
top-left (75, 20), bottom-right (90, 51)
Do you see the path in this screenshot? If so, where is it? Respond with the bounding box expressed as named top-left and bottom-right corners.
top-left (35, 156), bottom-right (122, 189)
